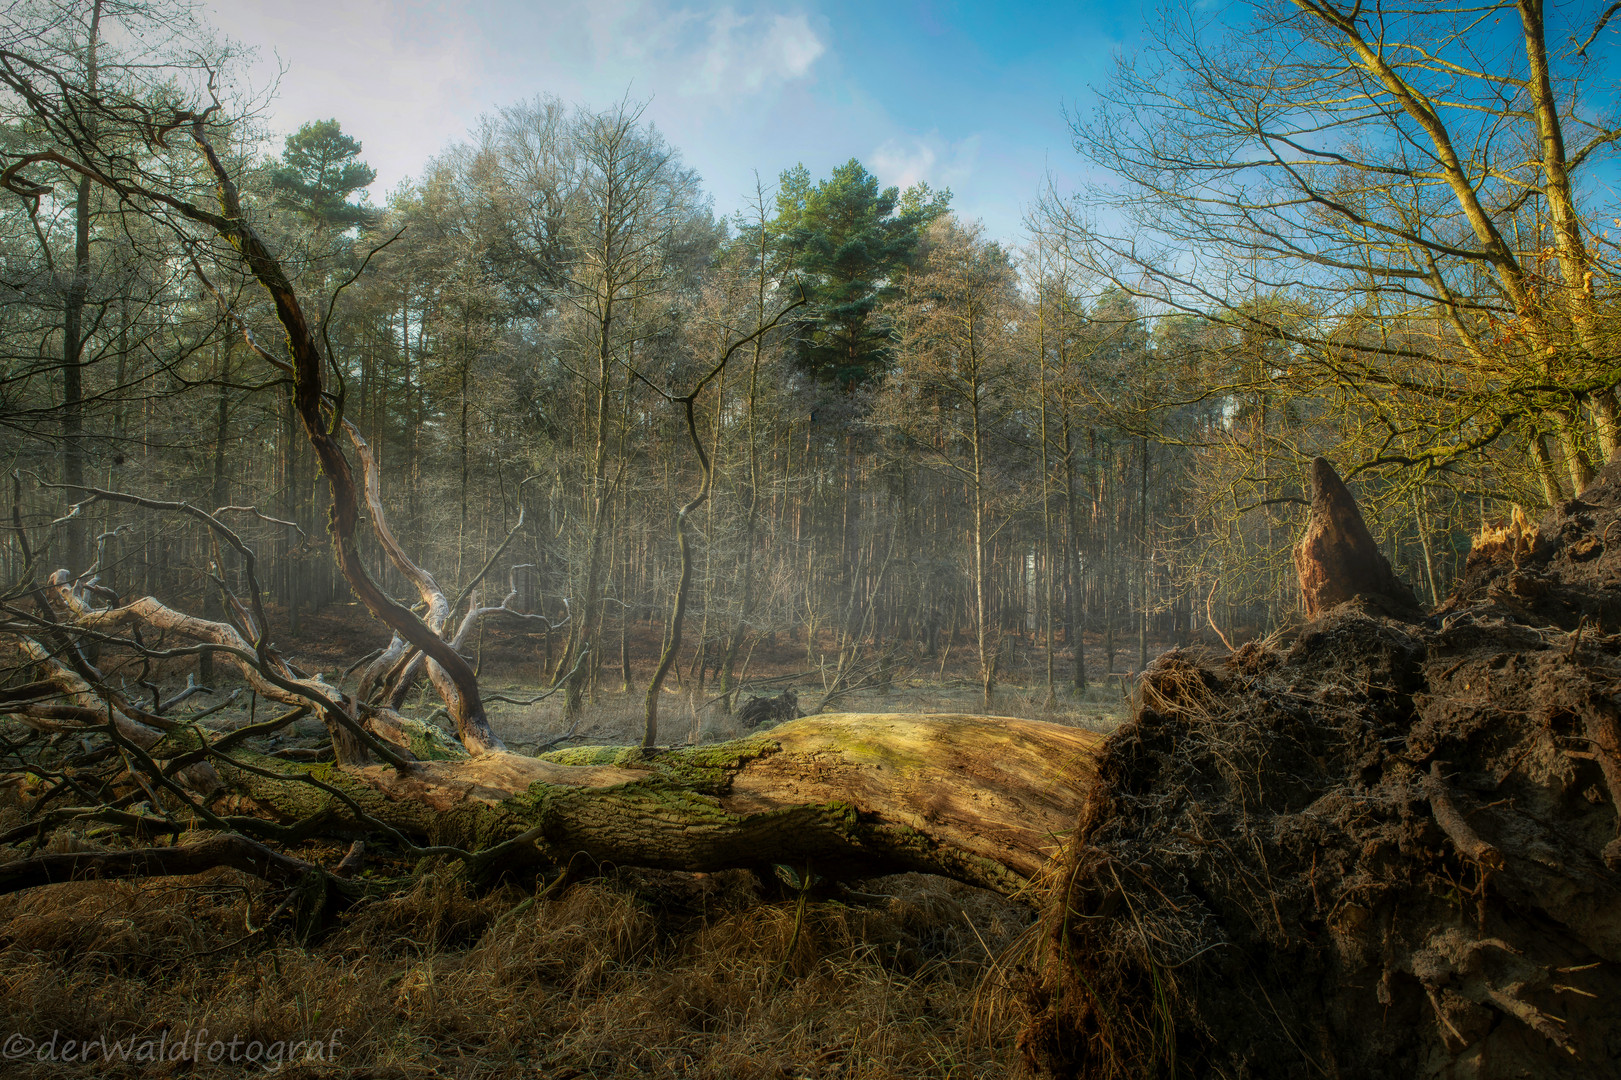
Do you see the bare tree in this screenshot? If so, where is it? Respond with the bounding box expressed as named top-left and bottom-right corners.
top-left (553, 99), bottom-right (709, 719)
top-left (1045, 0), bottom-right (1621, 500)
top-left (632, 290), bottom-right (802, 748)
top-left (883, 217), bottom-right (1023, 708)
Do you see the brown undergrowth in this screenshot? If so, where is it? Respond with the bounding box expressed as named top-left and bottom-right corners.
top-left (0, 856), bottom-right (1029, 1078)
top-left (1018, 467), bottom-right (1621, 1078)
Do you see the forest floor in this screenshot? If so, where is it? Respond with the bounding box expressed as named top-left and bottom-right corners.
top-left (476, 672), bottom-right (1128, 756)
top-left (0, 852), bottom-right (1034, 1078)
top-left (0, 612), bottom-right (1143, 1078)
top-left (172, 664), bottom-right (1131, 760)
top-left (0, 665), bottom-right (1056, 1077)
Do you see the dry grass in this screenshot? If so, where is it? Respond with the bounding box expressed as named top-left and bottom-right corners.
top-left (0, 860), bottom-right (1032, 1078)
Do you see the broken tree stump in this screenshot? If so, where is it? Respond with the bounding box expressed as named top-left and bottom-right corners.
top-left (1293, 457), bottom-right (1421, 618)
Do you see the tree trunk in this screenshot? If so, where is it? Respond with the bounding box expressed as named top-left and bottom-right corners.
top-left (1294, 457), bottom-right (1422, 618)
top-left (1137, 434), bottom-right (1149, 672)
top-left (223, 713), bottom-right (1099, 898)
top-left (58, 1), bottom-right (102, 575)
top-left (642, 400), bottom-right (706, 749)
top-left (565, 285), bottom-right (618, 720)
top-left (718, 218), bottom-right (773, 711)
top-left (1037, 306), bottom-right (1056, 705)
top-left (1063, 416), bottom-right (1087, 691)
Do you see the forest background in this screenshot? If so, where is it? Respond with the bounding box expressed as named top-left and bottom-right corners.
top-left (4, 0), bottom-right (1619, 723)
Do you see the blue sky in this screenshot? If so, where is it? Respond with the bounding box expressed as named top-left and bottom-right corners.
top-left (206, 0), bottom-right (1153, 243)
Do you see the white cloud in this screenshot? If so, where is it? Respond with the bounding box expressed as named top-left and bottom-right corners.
top-left (549, 2), bottom-right (824, 99)
top-left (686, 9), bottom-right (827, 95)
top-left (871, 133), bottom-right (980, 192)
top-left (206, 0), bottom-right (834, 217)
top-left (760, 14), bottom-right (827, 81)
top-left (872, 140), bottom-right (934, 189)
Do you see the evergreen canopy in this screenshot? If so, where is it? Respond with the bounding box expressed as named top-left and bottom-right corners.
top-left (773, 159), bottom-right (949, 389)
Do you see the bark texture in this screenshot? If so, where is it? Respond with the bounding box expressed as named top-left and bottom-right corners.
top-left (219, 714), bottom-right (1100, 898)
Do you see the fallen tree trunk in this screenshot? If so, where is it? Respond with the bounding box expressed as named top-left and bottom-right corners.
top-left (217, 713), bottom-right (1099, 897)
top-left (10, 551), bottom-right (1098, 899)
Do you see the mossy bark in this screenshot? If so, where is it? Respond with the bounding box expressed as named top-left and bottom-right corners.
top-left (216, 713), bottom-right (1100, 898)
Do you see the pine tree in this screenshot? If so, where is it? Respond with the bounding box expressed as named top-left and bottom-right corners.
top-left (773, 159), bottom-right (948, 388)
top-left (270, 119), bottom-right (377, 229)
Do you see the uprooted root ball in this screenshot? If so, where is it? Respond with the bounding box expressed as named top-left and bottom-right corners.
top-left (1021, 466), bottom-right (1621, 1079)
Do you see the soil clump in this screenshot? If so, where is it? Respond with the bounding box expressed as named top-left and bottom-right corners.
top-left (1021, 465), bottom-right (1621, 1078)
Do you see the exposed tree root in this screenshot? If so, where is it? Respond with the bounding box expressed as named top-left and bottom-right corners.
top-left (1019, 464), bottom-right (1621, 1080)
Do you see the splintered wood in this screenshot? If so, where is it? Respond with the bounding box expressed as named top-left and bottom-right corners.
top-left (1293, 457), bottom-right (1422, 618)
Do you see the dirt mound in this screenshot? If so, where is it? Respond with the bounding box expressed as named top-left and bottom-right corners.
top-left (1021, 467), bottom-right (1621, 1078)
top-left (1443, 464), bottom-right (1621, 634)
